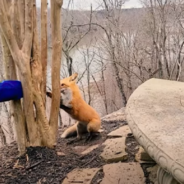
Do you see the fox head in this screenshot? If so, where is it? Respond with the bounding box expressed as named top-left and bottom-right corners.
top-left (60, 73), bottom-right (78, 92)
top-left (46, 73), bottom-right (79, 102)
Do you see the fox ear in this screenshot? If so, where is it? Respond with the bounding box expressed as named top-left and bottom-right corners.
top-left (69, 73), bottom-right (78, 82)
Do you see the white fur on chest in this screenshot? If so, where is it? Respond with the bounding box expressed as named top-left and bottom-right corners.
top-left (60, 88), bottom-right (72, 108)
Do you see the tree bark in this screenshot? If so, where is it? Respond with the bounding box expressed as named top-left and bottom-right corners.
top-left (49, 0), bottom-right (63, 144)
top-left (18, 0), bottom-right (25, 47)
top-left (0, 0), bottom-right (63, 153)
top-left (41, 0), bottom-right (48, 106)
top-left (0, 34), bottom-right (27, 154)
top-left (0, 1), bottom-right (27, 155)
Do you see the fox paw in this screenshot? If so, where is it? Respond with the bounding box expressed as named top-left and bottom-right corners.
top-left (85, 132), bottom-right (100, 142)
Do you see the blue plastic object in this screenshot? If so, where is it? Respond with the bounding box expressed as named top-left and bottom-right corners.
top-left (0, 80), bottom-right (23, 102)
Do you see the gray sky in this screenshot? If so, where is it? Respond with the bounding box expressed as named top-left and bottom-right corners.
top-left (36, 0), bottom-right (142, 10)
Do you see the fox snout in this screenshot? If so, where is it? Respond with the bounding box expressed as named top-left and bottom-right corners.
top-left (60, 88), bottom-right (65, 93)
top-left (60, 87), bottom-right (69, 94)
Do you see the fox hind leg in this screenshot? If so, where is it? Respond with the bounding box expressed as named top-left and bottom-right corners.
top-left (85, 120), bottom-right (101, 141)
top-left (77, 122), bottom-right (87, 139)
top-left (67, 122), bottom-right (87, 144)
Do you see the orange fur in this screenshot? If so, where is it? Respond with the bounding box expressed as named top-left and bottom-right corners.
top-left (60, 73), bottom-right (101, 139)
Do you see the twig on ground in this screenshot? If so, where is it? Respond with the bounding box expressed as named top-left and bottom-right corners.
top-left (26, 160), bottom-right (43, 170)
top-left (81, 156), bottom-right (97, 167)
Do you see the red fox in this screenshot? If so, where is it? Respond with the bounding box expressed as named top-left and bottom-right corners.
top-left (47, 73), bottom-right (101, 140)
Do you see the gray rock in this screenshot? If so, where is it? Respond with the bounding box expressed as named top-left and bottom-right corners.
top-left (101, 107), bottom-right (126, 122)
top-left (107, 125), bottom-right (131, 137)
top-left (147, 165), bottom-right (159, 183)
top-left (62, 168), bottom-right (100, 184)
top-left (81, 144), bottom-right (99, 155)
top-left (101, 137), bottom-right (128, 162)
top-left (135, 146), bottom-right (154, 162)
top-left (100, 162), bottom-right (145, 184)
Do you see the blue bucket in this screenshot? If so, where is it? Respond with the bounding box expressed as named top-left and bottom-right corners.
top-left (0, 80), bottom-right (23, 102)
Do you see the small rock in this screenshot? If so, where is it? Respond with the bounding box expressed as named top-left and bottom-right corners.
top-left (81, 144), bottom-right (99, 155)
top-left (100, 162), bottom-right (145, 184)
top-left (74, 146), bottom-right (88, 153)
top-left (62, 168), bottom-right (100, 184)
top-left (135, 146), bottom-right (154, 162)
top-left (57, 152), bottom-right (65, 156)
top-left (98, 129), bottom-right (104, 133)
top-left (126, 142), bottom-right (132, 147)
top-left (107, 125), bottom-right (131, 137)
top-left (135, 146), bottom-right (140, 150)
top-left (101, 137), bottom-right (128, 162)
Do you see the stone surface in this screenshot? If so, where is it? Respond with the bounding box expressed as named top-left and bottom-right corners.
top-left (126, 79), bottom-right (184, 183)
top-left (101, 137), bottom-right (128, 162)
top-left (100, 162), bottom-right (145, 184)
top-left (81, 144), bottom-right (99, 155)
top-left (135, 146), bottom-right (154, 162)
top-left (107, 125), bottom-right (131, 137)
top-left (101, 107), bottom-right (126, 122)
top-left (62, 168), bottom-right (100, 184)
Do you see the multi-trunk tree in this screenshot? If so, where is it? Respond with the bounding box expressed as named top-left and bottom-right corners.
top-left (0, 0), bottom-right (63, 155)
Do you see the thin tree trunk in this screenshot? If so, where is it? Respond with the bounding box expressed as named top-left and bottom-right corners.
top-left (66, 56), bottom-right (73, 76)
top-left (18, 0), bottom-right (25, 46)
top-left (0, 32), bottom-right (26, 154)
top-left (0, 125), bottom-right (6, 146)
top-left (49, 0), bottom-right (63, 144)
top-left (112, 61), bottom-right (127, 106)
top-left (41, 0), bottom-right (47, 106)
top-left (2, 102), bottom-right (14, 141)
top-left (58, 111), bottom-right (63, 127)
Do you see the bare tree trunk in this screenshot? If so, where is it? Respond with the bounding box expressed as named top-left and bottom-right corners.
top-left (112, 60), bottom-right (127, 106)
top-left (2, 102), bottom-right (14, 141)
top-left (0, 32), bottom-right (26, 155)
top-left (0, 0), bottom-right (63, 154)
top-left (66, 56), bottom-right (73, 76)
top-left (49, 0), bottom-right (63, 144)
top-left (41, 0), bottom-right (47, 106)
top-left (0, 125), bottom-right (6, 146)
top-left (31, 0), bottom-right (53, 147)
top-left (18, 0), bottom-right (25, 46)
top-left (58, 111), bottom-right (63, 127)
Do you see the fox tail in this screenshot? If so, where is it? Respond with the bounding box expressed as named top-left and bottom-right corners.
top-left (61, 123), bottom-right (77, 138)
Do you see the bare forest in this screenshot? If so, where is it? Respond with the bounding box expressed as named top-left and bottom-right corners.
top-left (1, 0), bottom-right (184, 148)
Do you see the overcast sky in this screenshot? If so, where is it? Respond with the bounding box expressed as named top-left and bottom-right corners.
top-left (36, 0), bottom-right (142, 10)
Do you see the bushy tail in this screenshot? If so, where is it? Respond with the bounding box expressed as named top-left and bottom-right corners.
top-left (61, 123), bottom-right (77, 138)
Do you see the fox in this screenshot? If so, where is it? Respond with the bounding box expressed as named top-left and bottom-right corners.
top-left (47, 73), bottom-right (101, 140)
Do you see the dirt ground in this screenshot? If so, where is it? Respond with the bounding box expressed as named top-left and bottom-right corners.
top-left (0, 121), bottom-right (155, 184)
